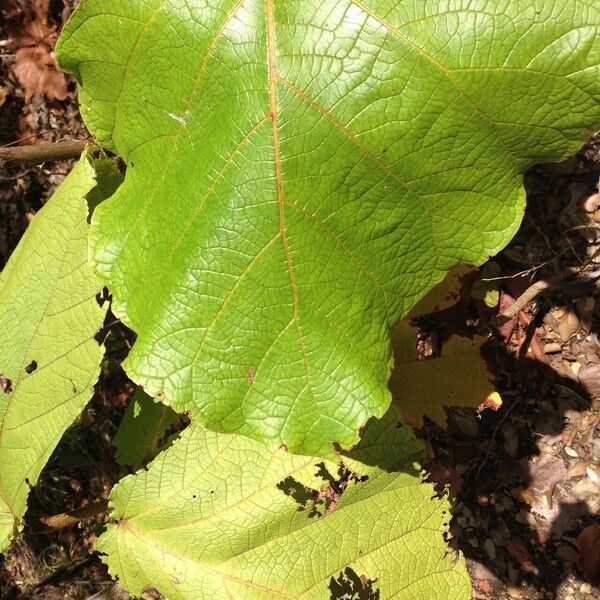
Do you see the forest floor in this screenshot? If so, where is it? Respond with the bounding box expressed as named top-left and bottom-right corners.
top-left (1, 1), bottom-right (600, 599)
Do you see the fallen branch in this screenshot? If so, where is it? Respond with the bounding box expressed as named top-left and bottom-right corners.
top-left (492, 266), bottom-right (590, 326)
top-left (0, 140), bottom-right (87, 168)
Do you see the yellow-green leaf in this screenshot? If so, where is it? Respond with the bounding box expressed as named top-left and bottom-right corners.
top-left (0, 152), bottom-right (117, 550)
top-left (97, 406), bottom-right (470, 599)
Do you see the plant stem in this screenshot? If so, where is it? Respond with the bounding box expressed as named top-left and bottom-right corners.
top-left (0, 140), bottom-right (87, 168)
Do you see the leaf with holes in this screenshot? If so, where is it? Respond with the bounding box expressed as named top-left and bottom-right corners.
top-left (96, 406), bottom-right (470, 599)
top-left (57, 1), bottom-right (600, 456)
top-left (0, 151), bottom-right (118, 550)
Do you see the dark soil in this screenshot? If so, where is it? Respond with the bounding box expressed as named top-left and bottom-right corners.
top-left (1, 1), bottom-right (600, 599)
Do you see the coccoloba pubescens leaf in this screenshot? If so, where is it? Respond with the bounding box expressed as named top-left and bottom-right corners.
top-left (97, 405), bottom-right (471, 599)
top-left (58, 1), bottom-right (600, 455)
top-left (0, 151), bottom-right (120, 551)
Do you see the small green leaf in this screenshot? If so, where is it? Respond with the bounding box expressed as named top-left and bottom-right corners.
top-left (113, 389), bottom-right (179, 466)
top-left (0, 152), bottom-right (116, 551)
top-left (97, 406), bottom-right (470, 599)
top-left (58, 1), bottom-right (600, 455)
top-left (472, 262), bottom-right (502, 309)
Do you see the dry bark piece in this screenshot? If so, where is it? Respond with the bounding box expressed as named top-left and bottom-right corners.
top-left (543, 342), bottom-right (563, 354)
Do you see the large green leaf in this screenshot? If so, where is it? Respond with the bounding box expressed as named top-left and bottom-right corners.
top-left (0, 152), bottom-right (117, 551)
top-left (58, 1), bottom-right (600, 456)
top-left (97, 406), bottom-right (470, 599)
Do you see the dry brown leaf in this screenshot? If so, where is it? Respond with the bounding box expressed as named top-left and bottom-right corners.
top-left (13, 46), bottom-right (68, 101)
top-left (530, 454), bottom-right (566, 495)
top-left (5, 0), bottom-right (53, 46)
top-left (390, 321), bottom-right (498, 427)
top-left (578, 362), bottom-right (600, 398)
top-left (577, 524), bottom-right (600, 584)
top-left (9, 17), bottom-right (50, 47)
top-left (6, 0), bottom-right (70, 102)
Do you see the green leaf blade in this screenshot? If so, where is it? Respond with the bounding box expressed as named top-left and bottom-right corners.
top-left (58, 0), bottom-right (600, 455)
top-left (113, 388), bottom-right (179, 466)
top-left (0, 152), bottom-right (114, 550)
top-left (97, 407), bottom-right (470, 599)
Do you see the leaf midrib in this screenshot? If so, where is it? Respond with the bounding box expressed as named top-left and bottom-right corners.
top-left (265, 0), bottom-right (318, 442)
top-left (118, 519), bottom-right (298, 600)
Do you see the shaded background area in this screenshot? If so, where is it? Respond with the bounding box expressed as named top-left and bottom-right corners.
top-left (1, 1), bottom-right (600, 599)
top-left (419, 146), bottom-right (600, 600)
